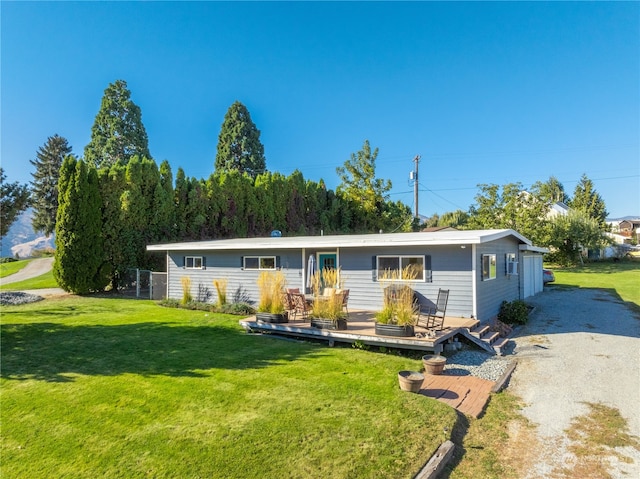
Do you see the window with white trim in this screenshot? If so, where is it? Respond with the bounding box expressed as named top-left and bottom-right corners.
top-left (482, 254), bottom-right (496, 280)
top-left (184, 256), bottom-right (203, 269)
top-left (506, 253), bottom-right (519, 275)
top-left (376, 255), bottom-right (430, 282)
top-left (243, 256), bottom-right (276, 270)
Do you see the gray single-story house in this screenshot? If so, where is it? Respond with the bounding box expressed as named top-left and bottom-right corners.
top-left (147, 229), bottom-right (547, 322)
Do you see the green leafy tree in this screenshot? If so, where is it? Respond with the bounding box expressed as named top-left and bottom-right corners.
top-left (0, 168), bottom-right (30, 238)
top-left (336, 140), bottom-right (392, 232)
top-left (84, 79), bottom-right (150, 169)
top-left (29, 134), bottom-right (72, 235)
top-left (535, 176), bottom-right (569, 204)
top-left (548, 209), bottom-right (611, 266)
top-left (438, 210), bottom-right (470, 228)
top-left (569, 174), bottom-right (608, 228)
top-left (467, 182), bottom-right (551, 245)
top-left (53, 157), bottom-right (107, 293)
top-left (215, 101), bottom-right (266, 178)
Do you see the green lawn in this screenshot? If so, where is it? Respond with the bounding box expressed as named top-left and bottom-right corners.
top-left (0, 259), bottom-right (31, 278)
top-left (0, 269), bottom-right (58, 291)
top-left (549, 259), bottom-right (640, 308)
top-left (1, 297), bottom-right (457, 479)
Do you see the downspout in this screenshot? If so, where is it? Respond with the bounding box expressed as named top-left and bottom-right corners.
top-left (302, 248), bottom-right (306, 292)
top-left (471, 244), bottom-right (478, 319)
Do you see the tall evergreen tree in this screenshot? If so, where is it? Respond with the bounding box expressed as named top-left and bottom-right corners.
top-left (0, 168), bottom-right (30, 238)
top-left (569, 174), bottom-right (608, 228)
top-left (29, 134), bottom-right (72, 235)
top-left (84, 79), bottom-right (150, 169)
top-left (215, 101), bottom-right (266, 178)
top-left (53, 157), bottom-right (106, 293)
top-left (336, 140), bottom-right (392, 232)
top-left (535, 176), bottom-right (568, 204)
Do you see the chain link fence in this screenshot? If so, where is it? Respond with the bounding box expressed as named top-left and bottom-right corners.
top-left (121, 269), bottom-right (167, 300)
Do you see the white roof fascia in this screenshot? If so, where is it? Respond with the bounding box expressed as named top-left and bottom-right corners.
top-left (147, 229), bottom-right (531, 252)
top-left (519, 244), bottom-right (549, 253)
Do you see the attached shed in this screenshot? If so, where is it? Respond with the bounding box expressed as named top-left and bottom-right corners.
top-left (147, 229), bottom-right (547, 323)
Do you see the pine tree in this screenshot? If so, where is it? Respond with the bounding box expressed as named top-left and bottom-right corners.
top-left (0, 168), bottom-right (30, 238)
top-left (53, 157), bottom-right (106, 293)
top-left (29, 134), bottom-right (72, 235)
top-left (84, 79), bottom-right (150, 169)
top-left (215, 101), bottom-right (266, 178)
top-left (569, 174), bottom-right (608, 228)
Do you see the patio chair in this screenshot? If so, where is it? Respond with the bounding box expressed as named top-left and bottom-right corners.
top-left (336, 289), bottom-right (350, 317)
top-left (291, 292), bottom-right (312, 321)
top-left (283, 292), bottom-right (297, 319)
top-left (418, 289), bottom-right (449, 332)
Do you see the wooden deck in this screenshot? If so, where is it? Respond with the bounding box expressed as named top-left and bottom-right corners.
top-left (420, 373), bottom-right (496, 418)
top-left (239, 310), bottom-right (493, 354)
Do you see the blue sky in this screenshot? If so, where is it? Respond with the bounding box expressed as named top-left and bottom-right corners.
top-left (2, 1), bottom-right (638, 219)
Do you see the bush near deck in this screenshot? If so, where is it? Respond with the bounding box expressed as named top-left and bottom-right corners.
top-left (1, 297), bottom-right (457, 479)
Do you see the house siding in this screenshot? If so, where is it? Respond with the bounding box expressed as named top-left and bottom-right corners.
top-left (168, 249), bottom-right (303, 304)
top-left (336, 245), bottom-right (474, 317)
top-left (475, 238), bottom-right (521, 321)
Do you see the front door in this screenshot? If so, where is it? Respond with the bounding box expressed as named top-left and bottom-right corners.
top-left (318, 253), bottom-right (337, 271)
top-left (318, 253), bottom-right (338, 289)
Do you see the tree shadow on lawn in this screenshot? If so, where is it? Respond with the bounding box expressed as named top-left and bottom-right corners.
top-left (1, 321), bottom-right (321, 382)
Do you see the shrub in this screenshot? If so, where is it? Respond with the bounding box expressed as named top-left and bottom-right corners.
top-left (497, 299), bottom-right (529, 325)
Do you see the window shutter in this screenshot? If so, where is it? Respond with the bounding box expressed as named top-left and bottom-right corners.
top-left (183, 256), bottom-right (186, 269)
top-left (276, 256), bottom-right (281, 269)
top-left (372, 256), bottom-right (377, 281)
top-left (202, 257), bottom-right (206, 270)
top-left (240, 256), bottom-right (244, 269)
top-left (425, 255), bottom-right (432, 282)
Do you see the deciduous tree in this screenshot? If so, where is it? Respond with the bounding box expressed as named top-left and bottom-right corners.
top-left (336, 140), bottom-right (391, 232)
top-left (30, 134), bottom-right (72, 235)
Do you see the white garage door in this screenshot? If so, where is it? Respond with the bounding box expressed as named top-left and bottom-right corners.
top-left (523, 255), bottom-right (543, 298)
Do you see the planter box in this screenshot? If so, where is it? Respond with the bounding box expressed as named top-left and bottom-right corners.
top-left (398, 370), bottom-right (424, 393)
top-left (310, 318), bottom-right (348, 330)
top-left (256, 312), bottom-right (289, 324)
top-left (375, 323), bottom-right (415, 337)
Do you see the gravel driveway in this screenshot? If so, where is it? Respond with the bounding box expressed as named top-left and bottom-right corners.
top-left (509, 286), bottom-right (640, 478)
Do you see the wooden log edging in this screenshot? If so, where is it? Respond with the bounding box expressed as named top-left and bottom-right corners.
top-left (491, 360), bottom-right (517, 393)
top-left (414, 440), bottom-right (455, 479)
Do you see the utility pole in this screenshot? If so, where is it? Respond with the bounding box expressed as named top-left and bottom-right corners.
top-left (409, 155), bottom-right (420, 219)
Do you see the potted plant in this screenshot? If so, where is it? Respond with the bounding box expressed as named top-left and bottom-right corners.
top-left (309, 268), bottom-right (348, 330)
top-left (374, 267), bottom-right (418, 337)
top-left (256, 271), bottom-right (289, 323)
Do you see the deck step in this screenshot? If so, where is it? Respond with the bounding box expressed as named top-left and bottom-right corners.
top-left (469, 325), bottom-right (490, 338)
top-left (492, 337), bottom-right (511, 355)
top-left (483, 332), bottom-right (500, 345)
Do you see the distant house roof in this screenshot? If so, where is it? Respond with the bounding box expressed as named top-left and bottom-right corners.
top-left (548, 202), bottom-right (570, 217)
top-left (420, 226), bottom-right (459, 232)
top-left (148, 229), bottom-right (536, 252)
